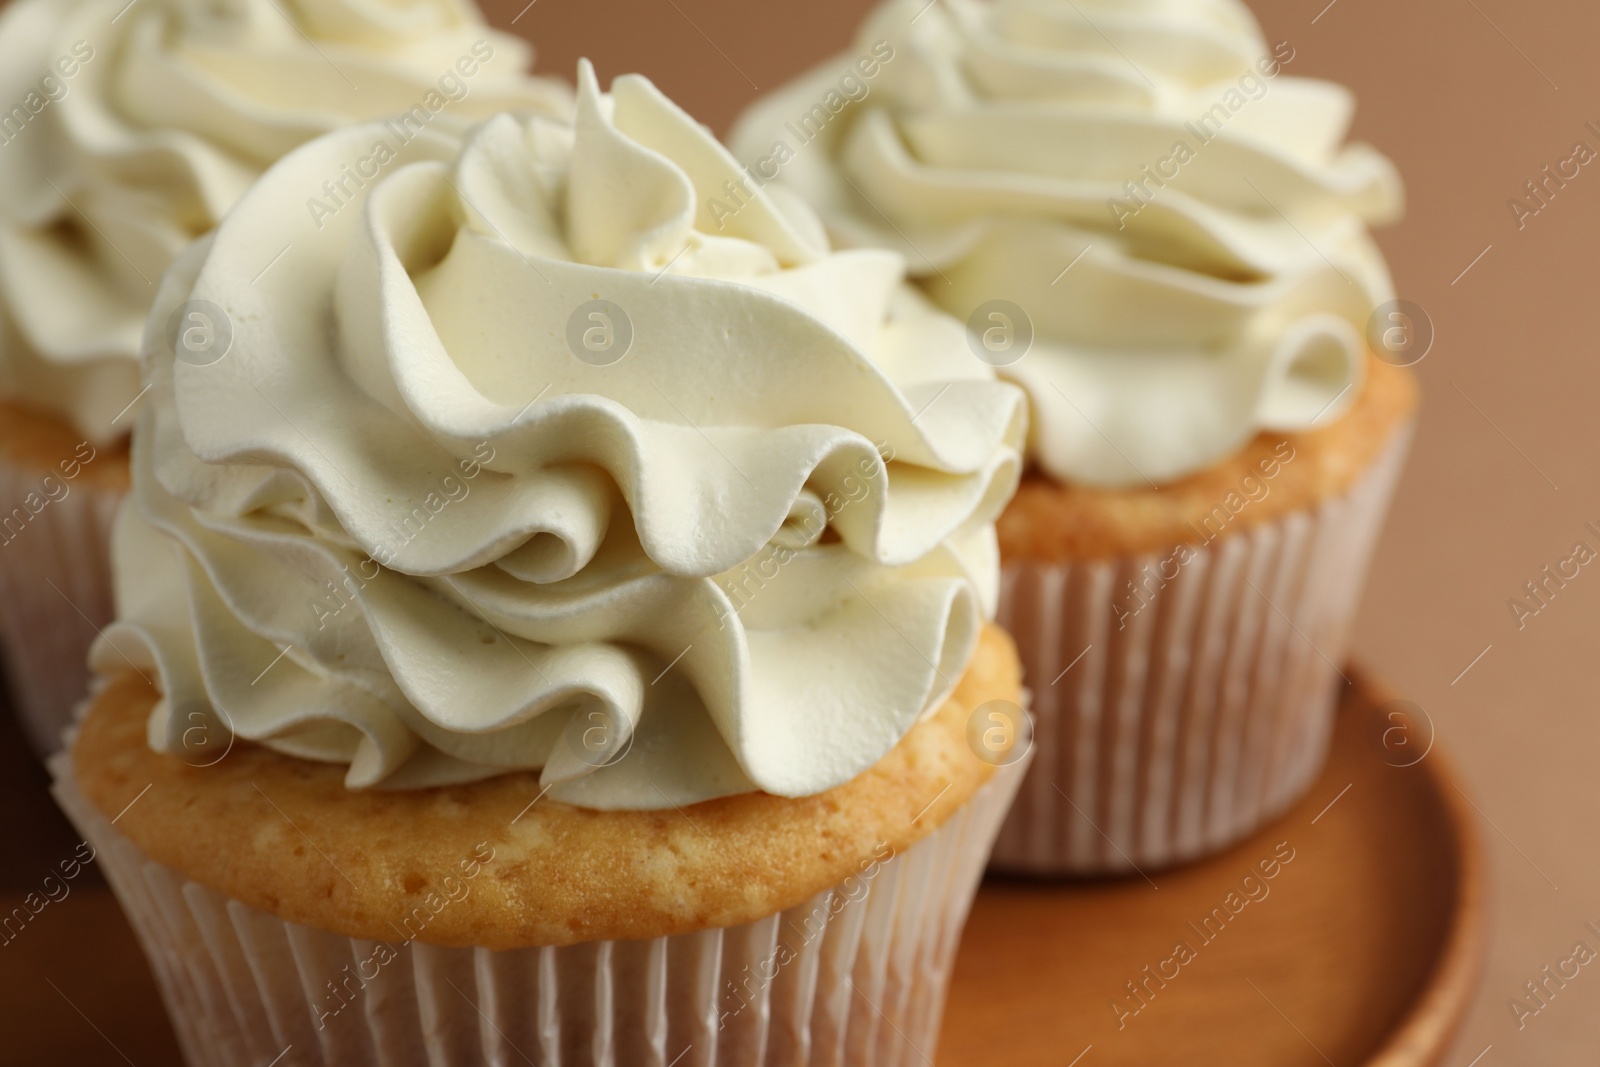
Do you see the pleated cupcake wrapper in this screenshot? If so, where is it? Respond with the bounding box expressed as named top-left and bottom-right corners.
top-left (0, 453), bottom-right (122, 756)
top-left (991, 427), bottom-right (1412, 876)
top-left (50, 747), bottom-right (1027, 1067)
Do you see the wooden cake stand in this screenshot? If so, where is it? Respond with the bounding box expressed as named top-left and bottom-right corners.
top-left (939, 669), bottom-right (1485, 1066)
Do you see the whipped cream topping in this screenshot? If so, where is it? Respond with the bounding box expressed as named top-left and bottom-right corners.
top-left (731, 0), bottom-right (1403, 487)
top-left (0, 0), bottom-right (568, 442)
top-left (95, 63), bottom-right (1026, 807)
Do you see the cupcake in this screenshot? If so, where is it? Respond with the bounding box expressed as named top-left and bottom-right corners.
top-left (0, 0), bottom-right (569, 755)
top-left (732, 0), bottom-right (1416, 873)
top-left (51, 61), bottom-right (1029, 1064)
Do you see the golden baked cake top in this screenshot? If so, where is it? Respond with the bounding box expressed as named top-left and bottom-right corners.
top-left (999, 354), bottom-right (1417, 560)
top-left (75, 624), bottom-right (1019, 948)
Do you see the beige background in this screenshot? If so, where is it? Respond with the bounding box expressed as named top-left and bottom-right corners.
top-left (485, 0), bottom-right (1600, 1059)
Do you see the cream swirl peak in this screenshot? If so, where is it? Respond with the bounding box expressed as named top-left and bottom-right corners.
top-left (731, 0), bottom-right (1404, 487)
top-left (95, 62), bottom-right (1027, 808)
top-left (0, 0), bottom-right (568, 443)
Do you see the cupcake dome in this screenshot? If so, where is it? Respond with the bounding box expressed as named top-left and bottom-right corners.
top-left (101, 61), bottom-right (1026, 808)
top-left (0, 0), bottom-right (569, 441)
top-left (731, 0), bottom-right (1403, 487)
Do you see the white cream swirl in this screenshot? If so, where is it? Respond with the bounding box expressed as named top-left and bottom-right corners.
top-left (0, 0), bottom-right (568, 443)
top-left (731, 0), bottom-right (1403, 487)
top-left (94, 63), bottom-right (1026, 808)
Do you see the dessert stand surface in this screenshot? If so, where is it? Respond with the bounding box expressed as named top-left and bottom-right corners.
top-left (940, 667), bottom-right (1485, 1066)
top-left (0, 667), bottom-right (1481, 1065)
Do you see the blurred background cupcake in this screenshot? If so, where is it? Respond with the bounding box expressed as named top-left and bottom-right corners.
top-left (0, 0), bottom-right (568, 756)
top-left (52, 61), bottom-right (1030, 1064)
top-left (733, 0), bottom-right (1417, 874)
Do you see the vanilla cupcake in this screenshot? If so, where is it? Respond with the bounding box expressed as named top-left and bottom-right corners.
top-left (0, 0), bottom-right (569, 754)
top-left (51, 62), bottom-right (1029, 1065)
top-left (733, 0), bottom-right (1416, 874)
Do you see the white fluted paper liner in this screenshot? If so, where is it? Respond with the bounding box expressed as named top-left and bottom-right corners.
top-left (50, 746), bottom-right (1027, 1067)
top-left (0, 453), bottom-right (122, 756)
top-left (991, 427), bottom-right (1411, 876)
